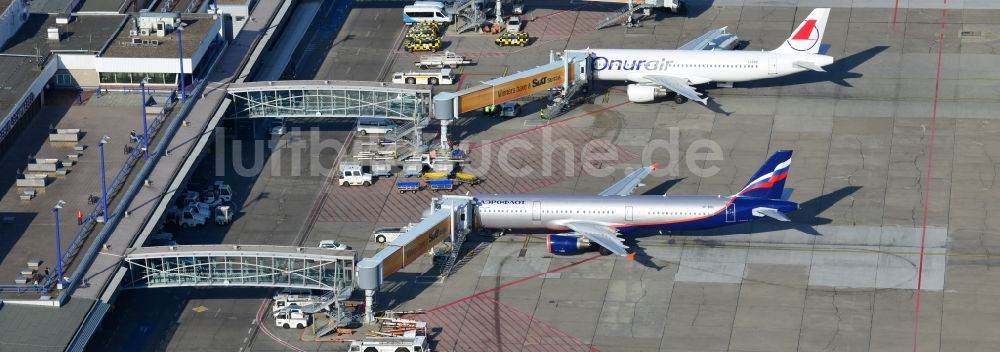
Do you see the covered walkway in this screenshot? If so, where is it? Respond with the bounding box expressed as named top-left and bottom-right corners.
top-left (122, 245), bottom-right (356, 292)
top-left (226, 80), bottom-right (432, 120)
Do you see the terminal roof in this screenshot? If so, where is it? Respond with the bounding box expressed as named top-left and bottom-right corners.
top-left (102, 15), bottom-right (214, 58)
top-left (0, 13), bottom-right (124, 121)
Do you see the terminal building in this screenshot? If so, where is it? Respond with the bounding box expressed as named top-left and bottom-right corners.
top-left (0, 0), bottom-right (242, 350)
top-left (0, 5), bottom-right (226, 154)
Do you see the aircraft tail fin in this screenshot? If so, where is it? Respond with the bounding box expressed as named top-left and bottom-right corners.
top-left (772, 8), bottom-right (830, 54)
top-left (735, 150), bottom-right (793, 199)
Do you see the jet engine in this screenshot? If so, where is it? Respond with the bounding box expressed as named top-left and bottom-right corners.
top-left (626, 84), bottom-right (667, 103)
top-left (547, 234), bottom-right (591, 254)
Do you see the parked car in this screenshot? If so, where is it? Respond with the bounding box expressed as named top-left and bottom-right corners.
top-left (372, 227), bottom-right (409, 244)
top-left (318, 240), bottom-right (351, 250)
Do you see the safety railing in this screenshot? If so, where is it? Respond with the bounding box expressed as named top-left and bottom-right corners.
top-left (0, 89), bottom-right (177, 294)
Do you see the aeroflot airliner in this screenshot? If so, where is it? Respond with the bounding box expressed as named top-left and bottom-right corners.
top-left (474, 151), bottom-right (798, 258)
top-left (588, 8), bottom-right (833, 105)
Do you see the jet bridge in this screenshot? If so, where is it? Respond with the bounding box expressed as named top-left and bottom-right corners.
top-left (431, 51), bottom-right (592, 147)
top-left (357, 195), bottom-right (475, 323)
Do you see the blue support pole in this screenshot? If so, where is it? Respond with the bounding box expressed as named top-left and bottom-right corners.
top-left (99, 142), bottom-right (109, 223)
top-left (140, 80), bottom-right (149, 160)
top-left (53, 207), bottom-right (64, 287)
top-left (178, 26), bottom-right (186, 103)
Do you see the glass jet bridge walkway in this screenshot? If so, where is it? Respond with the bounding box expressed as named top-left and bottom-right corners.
top-left (121, 245), bottom-right (356, 293)
top-left (226, 80), bottom-right (432, 120)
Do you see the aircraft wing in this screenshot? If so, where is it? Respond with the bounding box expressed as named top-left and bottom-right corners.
top-left (599, 164), bottom-right (655, 196)
top-left (563, 221), bottom-right (632, 258)
top-left (643, 75), bottom-right (709, 105)
top-left (677, 27), bottom-right (738, 51)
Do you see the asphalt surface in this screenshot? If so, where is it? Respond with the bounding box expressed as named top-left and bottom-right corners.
top-left (92, 1), bottom-right (1000, 351)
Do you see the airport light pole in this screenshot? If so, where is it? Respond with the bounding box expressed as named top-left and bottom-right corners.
top-left (52, 200), bottom-right (66, 289)
top-left (98, 136), bottom-right (110, 223)
top-left (140, 77), bottom-right (149, 160)
top-left (177, 23), bottom-right (187, 103)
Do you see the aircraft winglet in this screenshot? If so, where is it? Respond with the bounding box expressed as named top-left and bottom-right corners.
top-left (627, 252), bottom-right (636, 261)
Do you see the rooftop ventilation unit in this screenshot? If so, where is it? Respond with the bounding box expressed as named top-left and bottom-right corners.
top-left (56, 14), bottom-right (71, 24)
top-left (47, 27), bottom-right (59, 41)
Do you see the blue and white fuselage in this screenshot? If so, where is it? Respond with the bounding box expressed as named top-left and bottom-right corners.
top-left (468, 150), bottom-right (798, 257)
top-left (475, 194), bottom-right (798, 233)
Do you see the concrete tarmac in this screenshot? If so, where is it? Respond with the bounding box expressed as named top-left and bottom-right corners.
top-left (94, 1), bottom-right (1000, 352)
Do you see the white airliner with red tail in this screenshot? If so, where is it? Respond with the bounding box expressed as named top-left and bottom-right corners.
top-left (589, 8), bottom-right (833, 104)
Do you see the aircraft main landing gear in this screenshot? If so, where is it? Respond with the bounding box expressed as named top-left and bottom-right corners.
top-left (673, 95), bottom-right (688, 104)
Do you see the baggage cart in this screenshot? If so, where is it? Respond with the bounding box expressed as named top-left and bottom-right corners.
top-left (402, 160), bottom-right (424, 177)
top-left (455, 172), bottom-right (481, 185)
top-left (371, 160), bottom-right (393, 177)
top-left (415, 51), bottom-right (473, 69)
top-left (396, 180), bottom-right (421, 193)
top-left (422, 171), bottom-right (449, 180)
top-left (428, 179), bottom-right (454, 192)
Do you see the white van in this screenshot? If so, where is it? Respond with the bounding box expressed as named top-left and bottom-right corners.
top-left (356, 117), bottom-right (396, 135)
top-left (403, 3), bottom-right (453, 24)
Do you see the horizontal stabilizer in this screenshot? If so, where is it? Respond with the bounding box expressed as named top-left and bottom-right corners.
top-left (793, 60), bottom-right (825, 72)
top-left (752, 207), bottom-right (790, 222)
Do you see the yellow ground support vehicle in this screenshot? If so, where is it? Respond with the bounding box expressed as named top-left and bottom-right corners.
top-left (404, 37), bottom-right (441, 52)
top-left (406, 26), bottom-right (438, 40)
top-left (421, 171), bottom-right (449, 180)
top-left (454, 172), bottom-right (481, 185)
top-left (412, 21), bottom-right (441, 32)
top-left (495, 31), bottom-right (529, 47)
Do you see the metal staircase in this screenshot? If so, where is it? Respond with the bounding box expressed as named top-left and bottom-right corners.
top-left (438, 228), bottom-right (470, 279)
top-left (447, 241), bottom-right (489, 274)
top-left (594, 2), bottom-right (653, 29)
top-left (452, 0), bottom-right (486, 33)
top-left (384, 120), bottom-right (416, 143)
top-left (542, 77), bottom-right (590, 119)
top-left (313, 302), bottom-right (354, 337)
top-left (386, 114), bottom-right (430, 160)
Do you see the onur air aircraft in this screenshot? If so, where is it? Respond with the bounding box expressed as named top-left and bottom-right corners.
top-left (589, 8), bottom-right (833, 105)
top-left (475, 151), bottom-right (798, 258)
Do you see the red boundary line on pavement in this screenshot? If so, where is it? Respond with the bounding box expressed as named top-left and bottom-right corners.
top-left (255, 297), bottom-right (307, 352)
top-left (428, 254), bottom-right (603, 312)
top-left (488, 296), bottom-right (598, 351)
top-left (912, 2), bottom-right (947, 351)
top-left (892, 0), bottom-right (901, 32)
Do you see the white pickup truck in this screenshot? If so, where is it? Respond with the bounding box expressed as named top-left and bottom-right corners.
top-left (274, 307), bottom-right (311, 329)
top-left (339, 162), bottom-right (373, 187)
